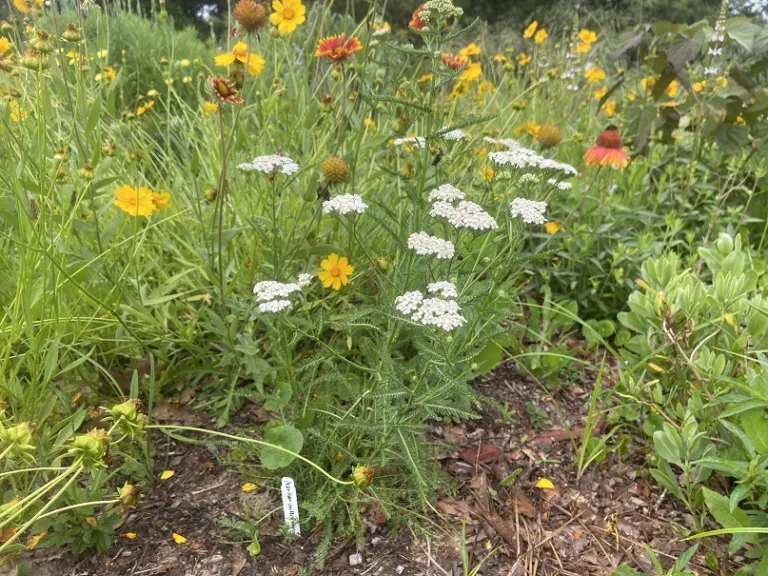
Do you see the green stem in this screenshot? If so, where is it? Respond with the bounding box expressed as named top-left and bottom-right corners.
top-left (148, 425), bottom-right (354, 486)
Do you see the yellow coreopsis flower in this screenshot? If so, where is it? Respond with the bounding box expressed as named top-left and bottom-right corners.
top-left (319, 253), bottom-right (353, 290)
top-left (593, 86), bottom-right (607, 101)
top-left (95, 66), bottom-right (115, 83)
top-left (270, 0), bottom-right (306, 34)
top-left (481, 167), bottom-right (495, 181)
top-left (363, 118), bottom-right (376, 130)
top-left (215, 41), bottom-right (265, 76)
top-left (665, 80), bottom-right (678, 98)
top-left (450, 81), bottom-right (469, 98)
top-left (517, 53), bottom-right (532, 66)
top-left (136, 100), bottom-right (154, 116)
top-left (584, 67), bottom-right (606, 83)
top-left (0, 38), bottom-right (9, 58)
top-left (640, 76), bottom-right (656, 91)
top-left (13, 0), bottom-right (43, 13)
top-left (523, 21), bottom-right (538, 39)
top-left (575, 41), bottom-right (591, 54)
top-left (113, 185), bottom-right (156, 217)
top-left (9, 101), bottom-right (27, 122)
top-left (417, 73), bottom-right (433, 83)
top-left (459, 43), bottom-right (481, 58)
top-left (692, 81), bottom-right (705, 93)
top-left (459, 61), bottom-right (481, 82)
top-left (203, 101), bottom-right (219, 116)
top-left (715, 76), bottom-right (728, 88)
top-left (151, 192), bottom-right (171, 211)
top-left (601, 100), bottom-right (616, 117)
top-left (545, 221), bottom-right (562, 234)
top-left (578, 29), bottom-right (597, 44)
top-left (493, 54), bottom-right (507, 63)
top-left (515, 121), bottom-right (540, 138)
top-left (534, 29), bottom-right (548, 44)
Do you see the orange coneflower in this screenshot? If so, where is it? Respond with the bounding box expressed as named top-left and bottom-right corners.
top-left (207, 76), bottom-right (244, 104)
top-left (441, 53), bottom-right (467, 71)
top-left (409, 5), bottom-right (426, 30)
top-left (584, 127), bottom-right (628, 169)
top-left (315, 34), bottom-right (362, 62)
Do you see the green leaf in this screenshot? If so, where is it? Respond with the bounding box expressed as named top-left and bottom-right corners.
top-left (626, 103), bottom-right (656, 151)
top-left (260, 425), bottom-right (304, 470)
top-left (85, 96), bottom-right (102, 138)
top-left (726, 18), bottom-right (759, 52)
top-left (263, 381), bottom-right (293, 412)
top-left (246, 533), bottom-right (261, 556)
top-left (739, 409), bottom-right (768, 454)
top-left (702, 487), bottom-right (750, 535)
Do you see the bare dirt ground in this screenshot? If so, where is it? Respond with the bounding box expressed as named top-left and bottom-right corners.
top-left (6, 361), bottom-right (735, 576)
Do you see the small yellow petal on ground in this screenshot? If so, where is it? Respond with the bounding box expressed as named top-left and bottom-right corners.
top-left (160, 470), bottom-right (175, 480)
top-left (535, 477), bottom-right (555, 490)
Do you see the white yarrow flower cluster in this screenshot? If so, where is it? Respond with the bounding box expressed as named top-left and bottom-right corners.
top-left (483, 137), bottom-right (521, 149)
top-left (323, 194), bottom-right (368, 216)
top-left (395, 284), bottom-right (466, 332)
top-left (489, 145), bottom-right (576, 177)
top-left (428, 184), bottom-right (465, 203)
top-left (430, 200), bottom-right (498, 231)
top-left (253, 280), bottom-right (302, 302)
top-left (259, 299), bottom-right (292, 313)
top-left (238, 155), bottom-right (299, 176)
top-left (408, 232), bottom-right (455, 259)
top-left (510, 198), bottom-right (548, 225)
top-left (548, 178), bottom-right (572, 191)
top-left (427, 281), bottom-right (458, 298)
top-left (253, 276), bottom-right (311, 313)
top-left (393, 136), bottom-right (426, 148)
top-left (297, 273), bottom-right (313, 287)
top-left (442, 128), bottom-right (469, 141)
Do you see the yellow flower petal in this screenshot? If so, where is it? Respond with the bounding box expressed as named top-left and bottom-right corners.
top-left (172, 533), bottom-right (187, 544)
top-left (535, 478), bottom-right (555, 490)
top-left (160, 470), bottom-right (175, 480)
top-left (122, 532), bottom-right (137, 540)
top-left (241, 482), bottom-right (257, 492)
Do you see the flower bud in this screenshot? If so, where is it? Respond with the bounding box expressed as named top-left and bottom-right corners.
top-left (117, 482), bottom-right (140, 507)
top-left (29, 31), bottom-right (54, 54)
top-left (21, 51), bottom-right (48, 70)
top-left (535, 124), bottom-right (561, 149)
top-left (62, 23), bottom-right (83, 43)
top-left (269, 26), bottom-right (281, 39)
top-left (204, 188), bottom-right (217, 202)
top-left (0, 422), bottom-right (35, 454)
top-left (351, 465), bottom-right (374, 489)
top-left (0, 21), bottom-right (13, 34)
top-left (68, 428), bottom-right (109, 468)
top-left (78, 164), bottom-right (94, 180)
top-left (108, 399), bottom-right (146, 438)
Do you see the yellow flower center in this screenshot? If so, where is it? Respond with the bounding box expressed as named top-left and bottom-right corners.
top-left (330, 267), bottom-right (342, 278)
top-left (283, 7), bottom-right (294, 19)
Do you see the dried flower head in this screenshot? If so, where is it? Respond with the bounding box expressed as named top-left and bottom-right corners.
top-left (208, 76), bottom-right (244, 103)
top-left (319, 155), bottom-right (349, 183)
top-left (535, 124), bottom-right (561, 149)
top-left (233, 0), bottom-right (268, 32)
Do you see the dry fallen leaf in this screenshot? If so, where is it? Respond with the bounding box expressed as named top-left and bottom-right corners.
top-left (459, 443), bottom-right (502, 464)
top-left (84, 517), bottom-right (97, 528)
top-left (509, 488), bottom-right (537, 518)
top-left (151, 401), bottom-right (211, 425)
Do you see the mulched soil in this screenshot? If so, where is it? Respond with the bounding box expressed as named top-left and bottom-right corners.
top-left (8, 359), bottom-right (738, 576)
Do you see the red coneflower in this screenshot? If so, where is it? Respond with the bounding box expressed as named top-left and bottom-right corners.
top-left (441, 53), bottom-right (467, 71)
top-left (315, 34), bottom-right (362, 62)
top-left (207, 76), bottom-right (244, 104)
top-left (584, 127), bottom-right (628, 169)
top-left (409, 5), bottom-right (426, 30)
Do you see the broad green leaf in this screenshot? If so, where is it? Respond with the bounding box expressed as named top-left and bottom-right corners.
top-left (260, 425), bottom-right (304, 470)
top-left (739, 408), bottom-right (768, 454)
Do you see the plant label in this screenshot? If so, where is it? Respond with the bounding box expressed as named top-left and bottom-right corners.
top-left (281, 477), bottom-right (300, 536)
